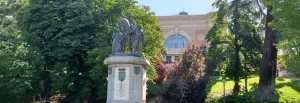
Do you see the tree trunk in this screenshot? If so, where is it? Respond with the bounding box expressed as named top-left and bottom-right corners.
top-left (245, 75), bottom-right (248, 92)
top-left (33, 96), bottom-right (35, 102)
top-left (233, 41), bottom-right (241, 95)
top-left (233, 23), bottom-right (241, 96)
top-left (255, 6), bottom-right (277, 101)
top-left (232, 0), bottom-right (241, 95)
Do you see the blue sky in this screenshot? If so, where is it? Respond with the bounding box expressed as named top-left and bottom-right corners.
top-left (136, 0), bottom-right (216, 16)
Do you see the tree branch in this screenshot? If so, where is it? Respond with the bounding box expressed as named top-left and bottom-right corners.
top-left (256, 0), bottom-right (266, 16)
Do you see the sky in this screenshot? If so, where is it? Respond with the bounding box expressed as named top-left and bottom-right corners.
top-left (136, 0), bottom-right (216, 16)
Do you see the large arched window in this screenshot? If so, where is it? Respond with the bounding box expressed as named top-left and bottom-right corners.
top-left (164, 35), bottom-right (188, 48)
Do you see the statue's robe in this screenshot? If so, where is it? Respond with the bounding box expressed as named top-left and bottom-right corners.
top-left (118, 18), bottom-right (134, 52)
top-left (112, 31), bottom-right (123, 53)
top-left (134, 26), bottom-right (145, 52)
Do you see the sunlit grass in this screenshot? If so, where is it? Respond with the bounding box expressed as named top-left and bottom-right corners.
top-left (206, 76), bottom-right (300, 102)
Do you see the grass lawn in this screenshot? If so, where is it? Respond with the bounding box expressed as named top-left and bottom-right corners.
top-left (206, 76), bottom-right (300, 103)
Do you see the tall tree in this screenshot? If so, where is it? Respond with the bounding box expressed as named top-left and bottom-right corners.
top-left (14, 0), bottom-right (165, 102)
top-left (255, 0), bottom-right (278, 101)
top-left (208, 0), bottom-right (262, 95)
top-left (0, 0), bottom-right (32, 95)
top-left (270, 0), bottom-right (300, 78)
top-left (17, 0), bottom-right (100, 102)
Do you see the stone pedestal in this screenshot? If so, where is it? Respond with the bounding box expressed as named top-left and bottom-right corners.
top-left (104, 56), bottom-right (150, 103)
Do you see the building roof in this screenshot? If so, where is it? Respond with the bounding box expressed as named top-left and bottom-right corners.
top-left (179, 11), bottom-right (189, 15)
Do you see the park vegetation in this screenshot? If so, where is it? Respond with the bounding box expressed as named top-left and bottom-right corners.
top-left (206, 0), bottom-right (300, 102)
top-left (162, 42), bottom-right (210, 103)
top-left (0, 0), bottom-right (165, 102)
top-left (0, 0), bottom-right (300, 103)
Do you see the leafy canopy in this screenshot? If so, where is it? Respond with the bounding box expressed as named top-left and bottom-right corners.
top-left (271, 0), bottom-right (300, 78)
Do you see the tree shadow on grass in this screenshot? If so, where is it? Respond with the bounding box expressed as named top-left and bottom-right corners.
top-left (276, 80), bottom-right (300, 92)
top-left (277, 78), bottom-right (285, 81)
top-left (274, 79), bottom-right (300, 103)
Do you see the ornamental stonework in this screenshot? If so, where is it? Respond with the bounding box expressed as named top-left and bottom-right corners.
top-left (157, 12), bottom-right (213, 47)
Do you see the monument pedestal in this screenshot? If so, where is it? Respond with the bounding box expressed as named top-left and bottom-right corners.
top-left (104, 56), bottom-right (150, 103)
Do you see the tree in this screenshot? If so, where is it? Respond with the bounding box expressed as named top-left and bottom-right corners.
top-left (207, 0), bottom-right (262, 95)
top-left (0, 1), bottom-right (37, 102)
top-left (270, 0), bottom-right (300, 78)
top-left (255, 0), bottom-right (278, 101)
top-left (0, 0), bottom-right (33, 95)
top-left (8, 0), bottom-right (164, 102)
top-left (128, 4), bottom-right (166, 81)
top-left (163, 41), bottom-right (208, 103)
top-left (17, 0), bottom-right (100, 102)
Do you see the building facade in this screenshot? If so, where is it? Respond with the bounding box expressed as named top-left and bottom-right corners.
top-left (157, 11), bottom-right (213, 68)
top-left (157, 11), bottom-right (294, 77)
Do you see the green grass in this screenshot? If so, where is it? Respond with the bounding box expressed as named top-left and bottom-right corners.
top-left (206, 76), bottom-right (300, 103)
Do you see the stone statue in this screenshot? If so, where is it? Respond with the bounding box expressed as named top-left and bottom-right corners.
top-left (111, 13), bottom-right (145, 56)
top-left (118, 17), bottom-right (134, 52)
top-left (112, 28), bottom-right (123, 53)
top-left (133, 24), bottom-right (145, 52)
top-left (127, 13), bottom-right (135, 31)
top-left (104, 13), bottom-right (149, 103)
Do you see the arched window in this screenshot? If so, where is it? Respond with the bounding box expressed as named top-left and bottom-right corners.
top-left (164, 35), bottom-right (188, 48)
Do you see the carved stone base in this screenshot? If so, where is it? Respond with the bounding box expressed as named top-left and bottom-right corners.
top-left (104, 56), bottom-right (150, 103)
top-left (110, 52), bottom-right (143, 57)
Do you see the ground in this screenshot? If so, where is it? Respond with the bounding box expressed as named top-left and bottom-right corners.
top-left (206, 76), bottom-right (300, 103)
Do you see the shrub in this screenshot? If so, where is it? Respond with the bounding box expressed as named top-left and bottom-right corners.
top-left (155, 53), bottom-right (169, 85)
top-left (221, 95), bottom-right (260, 103)
top-left (147, 83), bottom-right (162, 97)
top-left (162, 42), bottom-right (212, 103)
top-left (161, 75), bottom-right (182, 102)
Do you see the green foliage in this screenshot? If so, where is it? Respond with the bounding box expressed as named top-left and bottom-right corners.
top-left (222, 83), bottom-right (260, 103)
top-left (16, 0), bottom-right (100, 102)
top-left (13, 0), bottom-right (165, 102)
top-left (0, 0), bottom-right (33, 96)
top-left (128, 5), bottom-right (166, 81)
top-left (147, 83), bottom-right (162, 97)
top-left (206, 76), bottom-right (300, 103)
top-left (270, 0), bottom-right (300, 78)
top-left (0, 86), bottom-right (32, 103)
top-left (207, 0), bottom-right (262, 94)
top-left (87, 0), bottom-right (121, 98)
top-left (222, 94), bottom-right (260, 103)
